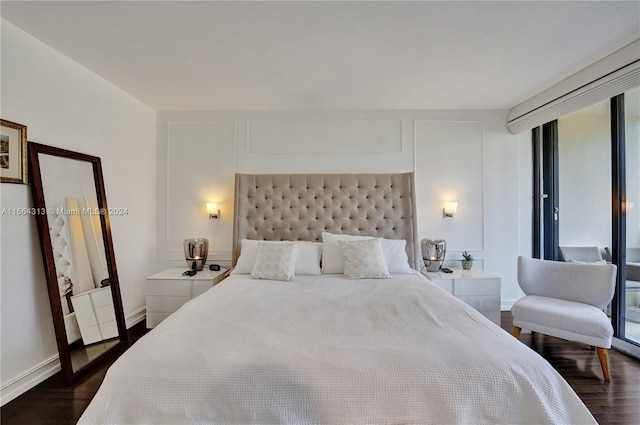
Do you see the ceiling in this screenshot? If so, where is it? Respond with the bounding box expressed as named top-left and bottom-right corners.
top-left (2, 1), bottom-right (639, 111)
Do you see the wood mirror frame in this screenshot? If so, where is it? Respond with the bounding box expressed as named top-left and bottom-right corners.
top-left (28, 142), bottom-right (128, 385)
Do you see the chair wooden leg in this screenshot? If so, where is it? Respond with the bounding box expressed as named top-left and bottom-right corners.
top-left (596, 347), bottom-right (611, 382)
top-left (512, 326), bottom-right (522, 339)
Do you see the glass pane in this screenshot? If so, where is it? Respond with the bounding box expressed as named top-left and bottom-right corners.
top-left (557, 100), bottom-right (611, 263)
top-left (625, 87), bottom-right (640, 344)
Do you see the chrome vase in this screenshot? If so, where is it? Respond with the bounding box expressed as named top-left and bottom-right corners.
top-left (421, 238), bottom-right (446, 272)
top-left (184, 238), bottom-right (209, 271)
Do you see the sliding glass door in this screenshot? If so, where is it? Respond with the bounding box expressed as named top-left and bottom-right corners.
top-left (535, 89), bottom-right (639, 349)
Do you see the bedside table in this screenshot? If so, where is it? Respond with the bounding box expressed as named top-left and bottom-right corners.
top-left (146, 268), bottom-right (227, 328)
top-left (422, 269), bottom-right (501, 326)
top-left (71, 286), bottom-right (119, 344)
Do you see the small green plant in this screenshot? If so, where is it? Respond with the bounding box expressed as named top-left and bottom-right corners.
top-left (461, 251), bottom-right (473, 270)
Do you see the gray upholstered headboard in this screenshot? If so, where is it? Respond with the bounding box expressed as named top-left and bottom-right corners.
top-left (232, 173), bottom-right (418, 269)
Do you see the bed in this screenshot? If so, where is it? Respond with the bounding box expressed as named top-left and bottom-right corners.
top-left (79, 173), bottom-right (596, 424)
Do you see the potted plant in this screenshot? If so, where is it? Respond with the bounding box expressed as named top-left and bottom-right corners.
top-left (461, 251), bottom-right (473, 270)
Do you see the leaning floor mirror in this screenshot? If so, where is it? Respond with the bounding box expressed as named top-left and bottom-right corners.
top-left (28, 142), bottom-right (128, 385)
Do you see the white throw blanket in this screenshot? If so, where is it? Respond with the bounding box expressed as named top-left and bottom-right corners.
top-left (80, 273), bottom-right (596, 424)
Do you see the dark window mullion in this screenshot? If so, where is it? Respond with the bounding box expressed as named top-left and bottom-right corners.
top-left (611, 94), bottom-right (626, 338)
top-left (542, 121), bottom-right (559, 261)
top-left (532, 127), bottom-right (541, 259)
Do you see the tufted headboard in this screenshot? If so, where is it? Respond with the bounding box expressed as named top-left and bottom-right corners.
top-left (232, 173), bottom-right (418, 269)
top-left (48, 198), bottom-right (96, 294)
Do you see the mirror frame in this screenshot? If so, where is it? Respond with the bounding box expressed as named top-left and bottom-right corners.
top-left (28, 142), bottom-right (129, 385)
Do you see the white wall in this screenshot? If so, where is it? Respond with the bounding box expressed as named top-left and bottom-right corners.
top-left (0, 21), bottom-right (157, 404)
top-left (157, 109), bottom-right (525, 309)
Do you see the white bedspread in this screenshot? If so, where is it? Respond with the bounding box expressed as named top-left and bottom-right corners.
top-left (79, 273), bottom-right (596, 424)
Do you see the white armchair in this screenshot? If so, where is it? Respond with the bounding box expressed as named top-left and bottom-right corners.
top-left (512, 256), bottom-right (617, 381)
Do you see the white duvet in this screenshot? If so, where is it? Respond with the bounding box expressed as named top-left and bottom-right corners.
top-left (79, 272), bottom-right (596, 425)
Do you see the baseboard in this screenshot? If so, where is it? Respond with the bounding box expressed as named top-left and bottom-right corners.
top-left (126, 306), bottom-right (146, 328)
top-left (1, 308), bottom-right (147, 406)
top-left (501, 299), bottom-right (516, 311)
top-left (0, 354), bottom-right (61, 406)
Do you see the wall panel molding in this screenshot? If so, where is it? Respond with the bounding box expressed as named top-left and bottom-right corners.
top-left (166, 121), bottom-right (236, 257)
top-left (246, 119), bottom-right (403, 154)
top-left (414, 120), bottom-right (485, 253)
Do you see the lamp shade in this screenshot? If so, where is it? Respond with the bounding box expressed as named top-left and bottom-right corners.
top-left (443, 202), bottom-right (458, 217)
top-left (206, 202), bottom-right (219, 219)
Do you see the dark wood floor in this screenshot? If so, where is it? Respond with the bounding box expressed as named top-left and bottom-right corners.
top-left (2, 313), bottom-right (640, 425)
top-left (502, 313), bottom-right (640, 425)
top-left (1, 322), bottom-right (149, 425)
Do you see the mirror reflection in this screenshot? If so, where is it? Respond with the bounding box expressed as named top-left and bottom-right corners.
top-left (38, 154), bottom-right (120, 373)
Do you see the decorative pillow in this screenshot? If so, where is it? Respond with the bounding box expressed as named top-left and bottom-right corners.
top-left (338, 238), bottom-right (390, 279)
top-left (250, 242), bottom-right (299, 281)
top-left (322, 232), bottom-right (371, 274)
top-left (232, 240), bottom-right (321, 275)
top-left (322, 232), bottom-right (412, 274)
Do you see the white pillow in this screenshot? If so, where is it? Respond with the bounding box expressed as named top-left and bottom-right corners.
top-left (232, 240), bottom-right (322, 275)
top-left (250, 242), bottom-right (299, 281)
top-left (381, 239), bottom-right (412, 274)
top-left (321, 232), bottom-right (412, 274)
top-left (338, 239), bottom-right (390, 279)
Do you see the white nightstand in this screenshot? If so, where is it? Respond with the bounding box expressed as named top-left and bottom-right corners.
top-left (71, 286), bottom-right (119, 344)
top-left (422, 269), bottom-right (502, 326)
top-left (146, 268), bottom-right (227, 328)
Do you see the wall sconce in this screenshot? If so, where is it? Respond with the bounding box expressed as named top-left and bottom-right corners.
top-left (206, 202), bottom-right (220, 219)
top-left (443, 201), bottom-right (458, 218)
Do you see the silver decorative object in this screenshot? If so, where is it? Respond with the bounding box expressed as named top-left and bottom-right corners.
top-left (184, 238), bottom-right (209, 271)
top-left (421, 238), bottom-right (446, 272)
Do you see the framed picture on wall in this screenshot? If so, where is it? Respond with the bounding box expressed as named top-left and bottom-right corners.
top-left (1, 119), bottom-right (28, 184)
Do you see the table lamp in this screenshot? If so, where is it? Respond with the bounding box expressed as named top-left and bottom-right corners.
top-left (421, 238), bottom-right (446, 272)
top-left (183, 238), bottom-right (209, 271)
